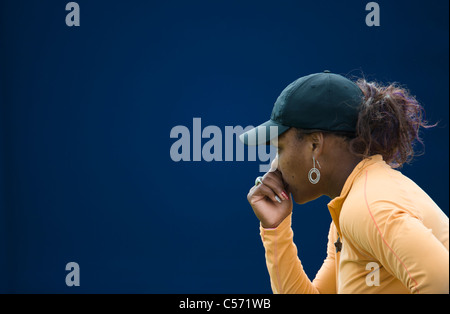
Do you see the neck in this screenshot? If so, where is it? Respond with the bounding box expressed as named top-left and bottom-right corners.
top-left (325, 154), bottom-right (362, 199)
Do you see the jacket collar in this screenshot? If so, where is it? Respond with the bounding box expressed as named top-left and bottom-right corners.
top-left (327, 154), bottom-right (384, 237)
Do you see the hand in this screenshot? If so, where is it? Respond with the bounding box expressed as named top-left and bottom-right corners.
top-left (247, 159), bottom-right (293, 229)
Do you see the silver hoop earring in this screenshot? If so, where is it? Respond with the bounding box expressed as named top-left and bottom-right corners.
top-left (308, 156), bottom-right (321, 184)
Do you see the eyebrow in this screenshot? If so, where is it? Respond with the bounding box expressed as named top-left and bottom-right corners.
top-left (268, 128), bottom-right (290, 147)
top-left (276, 131), bottom-right (289, 146)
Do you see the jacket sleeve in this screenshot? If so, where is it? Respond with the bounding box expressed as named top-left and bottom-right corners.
top-left (260, 214), bottom-right (337, 294)
top-left (361, 203), bottom-right (449, 294)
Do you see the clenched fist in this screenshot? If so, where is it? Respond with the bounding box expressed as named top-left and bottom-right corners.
top-left (247, 157), bottom-right (293, 228)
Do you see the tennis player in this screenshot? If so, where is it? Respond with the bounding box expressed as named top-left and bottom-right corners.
top-left (240, 71), bottom-right (449, 294)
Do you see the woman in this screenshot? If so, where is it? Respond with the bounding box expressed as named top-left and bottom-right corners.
top-left (240, 71), bottom-right (449, 294)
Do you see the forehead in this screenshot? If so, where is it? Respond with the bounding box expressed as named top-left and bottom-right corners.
top-left (270, 128), bottom-right (295, 147)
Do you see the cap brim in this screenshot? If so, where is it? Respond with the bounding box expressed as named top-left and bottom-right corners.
top-left (239, 120), bottom-right (290, 146)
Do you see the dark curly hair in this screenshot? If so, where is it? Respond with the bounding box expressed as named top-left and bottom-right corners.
top-left (349, 78), bottom-right (436, 168)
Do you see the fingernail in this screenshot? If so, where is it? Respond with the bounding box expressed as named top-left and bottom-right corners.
top-left (275, 196), bottom-right (282, 203)
top-left (281, 191), bottom-right (289, 200)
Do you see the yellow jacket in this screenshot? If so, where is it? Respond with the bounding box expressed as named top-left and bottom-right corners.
top-left (260, 155), bottom-right (449, 294)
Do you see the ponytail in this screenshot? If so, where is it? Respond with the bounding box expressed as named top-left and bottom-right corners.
top-left (350, 79), bottom-right (435, 168)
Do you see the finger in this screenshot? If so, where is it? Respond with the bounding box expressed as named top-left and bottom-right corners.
top-left (267, 169), bottom-right (290, 194)
top-left (254, 183), bottom-right (282, 204)
top-left (261, 174), bottom-right (289, 201)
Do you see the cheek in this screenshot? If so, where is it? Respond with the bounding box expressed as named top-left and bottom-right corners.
top-left (280, 156), bottom-right (303, 188)
top-left (281, 155), bottom-right (313, 199)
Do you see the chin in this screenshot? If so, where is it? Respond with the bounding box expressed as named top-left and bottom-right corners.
top-left (294, 198), bottom-right (310, 205)
top-left (292, 190), bottom-right (315, 205)
top-left (292, 193), bottom-right (308, 205)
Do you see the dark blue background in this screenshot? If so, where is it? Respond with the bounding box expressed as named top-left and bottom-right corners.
top-left (0, 0), bottom-right (448, 293)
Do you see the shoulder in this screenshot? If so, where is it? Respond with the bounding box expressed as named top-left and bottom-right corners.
top-left (339, 162), bottom-right (426, 245)
top-left (343, 161), bottom-right (424, 221)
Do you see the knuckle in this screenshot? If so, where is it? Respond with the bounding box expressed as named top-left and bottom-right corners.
top-left (247, 186), bottom-right (256, 199)
top-left (262, 173), bottom-right (281, 188)
top-left (261, 174), bottom-right (272, 184)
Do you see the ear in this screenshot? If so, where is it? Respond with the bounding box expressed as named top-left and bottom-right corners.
top-left (309, 132), bottom-right (324, 156)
